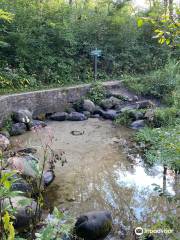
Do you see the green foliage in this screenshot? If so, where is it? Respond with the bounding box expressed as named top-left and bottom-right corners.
top-left (115, 110), bottom-right (133, 125)
top-left (0, 0), bottom-right (175, 90)
top-left (138, 7), bottom-right (180, 47)
top-left (87, 82), bottom-right (106, 104)
top-left (2, 116), bottom-right (13, 133)
top-left (135, 125), bottom-right (180, 171)
top-left (0, 68), bottom-right (37, 90)
top-left (2, 211), bottom-right (15, 240)
top-left (150, 107), bottom-right (179, 127)
top-left (35, 207), bottom-right (74, 240)
top-left (0, 9), bottom-right (13, 23)
top-left (123, 60), bottom-right (180, 98)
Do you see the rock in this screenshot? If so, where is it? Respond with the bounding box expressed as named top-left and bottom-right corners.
top-left (30, 120), bottom-right (47, 128)
top-left (136, 100), bottom-right (155, 109)
top-left (34, 113), bottom-right (46, 121)
top-left (0, 130), bottom-right (10, 138)
top-left (108, 91), bottom-right (131, 101)
top-left (100, 98), bottom-right (114, 110)
top-left (144, 109), bottom-right (155, 122)
top-left (50, 112), bottom-right (68, 121)
top-left (15, 147), bottom-right (37, 155)
top-left (83, 111), bottom-right (91, 118)
top-left (8, 155), bottom-right (39, 179)
top-left (65, 107), bottom-right (76, 114)
top-left (120, 105), bottom-right (137, 113)
top-left (102, 110), bottom-right (117, 120)
top-left (130, 120), bottom-right (145, 130)
top-left (0, 134), bottom-right (10, 151)
top-left (93, 106), bottom-right (105, 116)
top-left (128, 110), bottom-right (144, 120)
top-left (71, 130), bottom-right (84, 136)
top-left (67, 112), bottom-right (87, 121)
top-left (12, 109), bottom-right (32, 124)
top-left (10, 123), bottom-right (27, 136)
top-left (83, 100), bottom-right (96, 113)
top-left (3, 196), bottom-right (39, 229)
top-left (75, 211), bottom-right (112, 240)
top-left (73, 100), bottom-right (84, 112)
top-left (100, 97), bottom-right (121, 110)
top-left (11, 176), bottom-right (33, 197)
top-left (91, 114), bottom-right (100, 118)
top-left (43, 170), bottom-right (55, 187)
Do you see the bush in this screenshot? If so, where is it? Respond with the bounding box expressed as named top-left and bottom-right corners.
top-left (150, 107), bottom-right (179, 127)
top-left (123, 60), bottom-right (180, 98)
top-left (0, 68), bottom-right (37, 90)
top-left (135, 125), bottom-right (180, 171)
top-left (87, 82), bottom-right (106, 104)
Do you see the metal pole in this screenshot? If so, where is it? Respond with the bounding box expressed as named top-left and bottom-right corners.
top-left (94, 55), bottom-right (97, 81)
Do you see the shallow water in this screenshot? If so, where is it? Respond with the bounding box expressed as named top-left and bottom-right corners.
top-left (12, 118), bottom-right (178, 239)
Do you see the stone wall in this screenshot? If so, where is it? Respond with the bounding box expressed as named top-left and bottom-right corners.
top-left (0, 81), bottom-right (121, 127)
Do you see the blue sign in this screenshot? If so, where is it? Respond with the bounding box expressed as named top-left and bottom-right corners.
top-left (90, 48), bottom-right (102, 57)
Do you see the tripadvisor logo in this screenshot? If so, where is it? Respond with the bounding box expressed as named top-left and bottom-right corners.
top-left (134, 227), bottom-right (173, 236)
top-left (135, 227), bottom-right (144, 236)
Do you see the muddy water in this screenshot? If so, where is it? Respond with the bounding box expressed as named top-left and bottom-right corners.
top-left (13, 119), bottom-right (177, 239)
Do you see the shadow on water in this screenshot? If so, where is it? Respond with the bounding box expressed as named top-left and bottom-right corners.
top-left (12, 118), bottom-right (178, 239)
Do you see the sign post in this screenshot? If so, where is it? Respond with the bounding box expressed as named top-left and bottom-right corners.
top-left (90, 48), bottom-right (102, 81)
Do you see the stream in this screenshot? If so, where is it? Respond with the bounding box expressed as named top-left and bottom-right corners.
top-left (12, 118), bottom-right (177, 239)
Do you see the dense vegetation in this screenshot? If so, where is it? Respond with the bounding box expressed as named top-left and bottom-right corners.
top-left (0, 0), bottom-right (179, 92)
top-left (0, 0), bottom-right (180, 239)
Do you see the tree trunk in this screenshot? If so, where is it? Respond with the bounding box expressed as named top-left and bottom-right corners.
top-left (169, 0), bottom-right (173, 18)
top-left (164, 0), bottom-right (168, 13)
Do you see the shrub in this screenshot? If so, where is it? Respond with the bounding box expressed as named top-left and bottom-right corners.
top-left (123, 60), bottom-right (180, 98)
top-left (0, 68), bottom-right (37, 90)
top-left (150, 107), bottom-right (179, 127)
top-left (87, 82), bottom-right (106, 104)
top-left (135, 125), bottom-right (180, 171)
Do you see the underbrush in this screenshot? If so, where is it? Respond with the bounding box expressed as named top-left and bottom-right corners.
top-left (123, 60), bottom-right (180, 101)
top-left (135, 125), bottom-right (180, 172)
top-left (149, 107), bottom-right (179, 127)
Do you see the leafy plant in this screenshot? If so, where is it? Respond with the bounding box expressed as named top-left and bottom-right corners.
top-left (87, 82), bottom-right (106, 104)
top-left (35, 208), bottom-right (74, 240)
top-left (115, 110), bottom-right (133, 126)
top-left (150, 107), bottom-right (179, 127)
top-left (135, 125), bottom-right (180, 171)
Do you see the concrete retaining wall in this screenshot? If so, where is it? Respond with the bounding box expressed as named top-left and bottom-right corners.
top-left (0, 81), bottom-right (121, 127)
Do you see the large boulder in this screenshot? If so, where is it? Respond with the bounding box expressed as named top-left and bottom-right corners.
top-left (3, 196), bottom-right (39, 229)
top-left (12, 109), bottom-right (32, 124)
top-left (75, 211), bottom-right (112, 240)
top-left (83, 100), bottom-right (96, 113)
top-left (8, 155), bottom-right (39, 179)
top-left (100, 97), bottom-right (121, 110)
top-left (0, 134), bottom-right (10, 151)
top-left (102, 110), bottom-right (117, 120)
top-left (67, 112), bottom-right (87, 121)
top-left (50, 112), bottom-right (68, 121)
top-left (130, 120), bottom-right (145, 130)
top-left (10, 123), bottom-right (27, 136)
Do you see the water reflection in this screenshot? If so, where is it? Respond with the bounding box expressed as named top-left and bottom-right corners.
top-left (12, 119), bottom-right (177, 239)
